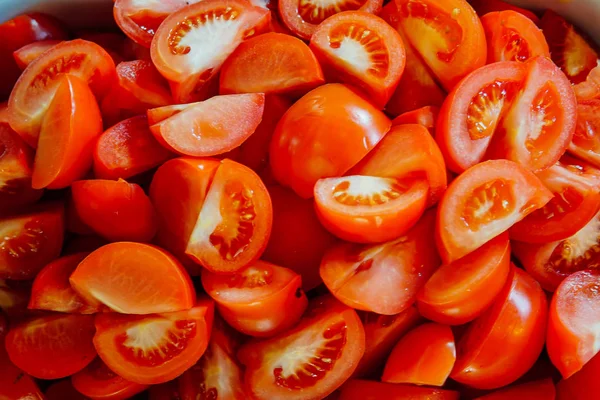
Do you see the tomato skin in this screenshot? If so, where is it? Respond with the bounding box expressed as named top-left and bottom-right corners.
top-left (451, 266), bottom-right (548, 389)
top-left (338, 380), bottom-right (460, 400)
top-left (474, 378), bottom-right (555, 400)
top-left (13, 39), bottom-right (62, 70)
top-left (0, 352), bottom-right (45, 400)
top-left (557, 351), bottom-right (600, 399)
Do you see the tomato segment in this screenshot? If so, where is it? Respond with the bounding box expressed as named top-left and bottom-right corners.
top-left (339, 380), bottom-right (459, 400)
top-left (13, 40), bottom-right (62, 70)
top-left (71, 357), bottom-right (148, 399)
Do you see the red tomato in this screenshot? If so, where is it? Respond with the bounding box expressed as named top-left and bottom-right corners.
top-left (220, 32), bottom-right (324, 96)
top-left (481, 11), bottom-right (549, 63)
top-left (94, 298), bottom-right (214, 385)
top-left (0, 202), bottom-right (64, 280)
top-left (13, 40), bottom-right (62, 70)
top-left (32, 74), bottom-right (103, 189)
top-left (202, 260), bottom-right (307, 337)
top-left (310, 11), bottom-right (405, 108)
top-left (0, 280), bottom-right (32, 317)
top-left (45, 380), bottom-right (89, 400)
top-left (391, 106), bottom-right (440, 133)
top-left (151, 0), bottom-right (270, 103)
top-left (468, 0), bottom-right (540, 24)
top-left (557, 350), bottom-right (600, 399)
top-left (71, 357), bottom-right (148, 399)
top-left (382, 323), bottom-right (456, 386)
top-left (436, 159), bottom-right (552, 263)
top-left (474, 378), bottom-right (555, 400)
top-left (5, 313), bottom-right (96, 379)
top-left (270, 84), bottom-right (391, 198)
top-left (0, 352), bottom-right (44, 400)
top-left (71, 242), bottom-right (195, 314)
top-left (149, 93), bottom-right (265, 157)
top-left (71, 179), bottom-right (157, 242)
top-left (338, 380), bottom-right (459, 400)
top-left (568, 99), bottom-right (600, 168)
top-left (29, 253), bottom-right (101, 314)
top-left (451, 266), bottom-right (548, 389)
top-left (417, 233), bottom-right (511, 325)
top-left (8, 39), bottom-right (115, 147)
top-left (320, 209), bottom-right (440, 315)
top-left (238, 295), bottom-right (365, 400)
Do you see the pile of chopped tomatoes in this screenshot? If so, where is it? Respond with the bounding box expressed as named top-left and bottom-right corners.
top-left (1, 0), bottom-right (600, 399)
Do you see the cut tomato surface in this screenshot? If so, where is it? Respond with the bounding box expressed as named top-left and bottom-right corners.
top-left (391, 105), bottom-right (440, 133)
top-left (568, 99), bottom-right (600, 168)
top-left (0, 351), bottom-right (44, 400)
top-left (70, 242), bottom-right (195, 314)
top-left (71, 357), bottom-right (148, 400)
top-left (338, 380), bottom-right (459, 400)
top-left (94, 298), bottom-right (214, 385)
top-left (13, 40), bottom-right (62, 70)
top-left (474, 378), bottom-right (555, 400)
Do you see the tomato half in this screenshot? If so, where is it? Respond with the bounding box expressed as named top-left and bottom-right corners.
top-left (474, 378), bottom-right (555, 400)
top-left (13, 40), bottom-right (62, 70)
top-left (202, 260), bottom-right (307, 337)
top-left (70, 242), bottom-right (195, 314)
top-left (338, 380), bottom-right (459, 400)
top-left (391, 105), bottom-right (439, 133)
top-left (94, 298), bottom-right (214, 385)
top-left (568, 99), bottom-right (600, 168)
top-left (557, 351), bottom-right (600, 400)
top-left (71, 357), bottom-right (148, 399)
top-left (451, 266), bottom-right (548, 389)
top-left (436, 159), bottom-right (552, 263)
top-left (320, 209), bottom-right (440, 315)
top-left (0, 352), bottom-right (44, 400)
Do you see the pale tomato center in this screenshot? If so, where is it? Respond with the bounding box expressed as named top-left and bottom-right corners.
top-left (194, 343), bottom-right (244, 399)
top-left (225, 265), bottom-right (274, 289)
top-left (297, 0), bottom-right (366, 25)
top-left (332, 176), bottom-right (405, 206)
top-left (524, 84), bottom-right (561, 161)
top-left (467, 80), bottom-right (519, 140)
top-left (499, 29), bottom-right (531, 62)
top-left (548, 211), bottom-right (600, 274)
top-left (462, 179), bottom-right (515, 230)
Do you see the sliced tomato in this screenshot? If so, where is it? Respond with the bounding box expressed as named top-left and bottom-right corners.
top-left (568, 99), bottom-right (600, 168)
top-left (70, 242), bottom-right (195, 314)
top-left (338, 380), bottom-right (459, 400)
top-left (71, 357), bottom-right (148, 399)
top-left (94, 298), bottom-right (214, 385)
top-left (391, 105), bottom-right (439, 133)
top-left (270, 83), bottom-right (391, 198)
top-left (310, 11), bottom-right (405, 108)
top-left (557, 351), bottom-right (600, 400)
top-left (5, 313), bottom-right (96, 379)
top-left (0, 352), bottom-right (44, 400)
top-left (8, 39), bottom-right (115, 147)
top-left (451, 266), bottom-right (548, 389)
top-left (417, 233), bottom-right (511, 325)
top-left (32, 74), bottom-right (103, 189)
top-left (29, 253), bottom-right (101, 314)
top-left (186, 159), bottom-right (272, 274)
top-left (0, 280), bottom-right (32, 317)
top-left (71, 179), bottom-right (158, 242)
top-left (13, 40), bottom-right (62, 70)
top-left (474, 378), bottom-right (555, 400)
top-left (220, 32), bottom-right (324, 96)
top-left (0, 202), bottom-right (64, 280)
top-left (437, 159), bottom-right (552, 263)
top-left (320, 209), bottom-right (440, 315)
top-left (45, 379), bottom-right (88, 400)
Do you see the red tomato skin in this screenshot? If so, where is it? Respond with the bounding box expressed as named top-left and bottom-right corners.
top-left (474, 378), bottom-right (556, 400)
top-left (339, 380), bottom-right (460, 400)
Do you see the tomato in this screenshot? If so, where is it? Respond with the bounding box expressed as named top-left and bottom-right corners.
top-left (5, 313), bottom-right (96, 379)
top-left (94, 115), bottom-right (174, 180)
top-left (557, 351), bottom-right (600, 399)
top-left (270, 84), bottom-right (391, 198)
top-left (474, 378), bottom-right (555, 400)
top-left (13, 40), bottom-right (62, 70)
top-left (31, 74), bottom-right (103, 189)
top-left (46, 379), bottom-right (89, 400)
top-left (320, 209), bottom-right (439, 315)
top-left (0, 202), bottom-right (64, 280)
top-left (436, 159), bottom-right (552, 263)
top-left (71, 179), bottom-right (158, 242)
top-left (186, 159), bottom-right (272, 274)
top-left (310, 11), bottom-right (405, 108)
top-left (338, 380), bottom-right (460, 400)
top-left (0, 280), bottom-right (32, 317)
top-left (71, 242), bottom-right (195, 314)
top-left (451, 266), bottom-right (548, 389)
top-left (481, 11), bottom-right (549, 63)
top-left (382, 323), bottom-right (455, 386)
top-left (94, 298), bottom-right (214, 385)
top-left (0, 352), bottom-right (44, 400)
top-left (8, 39), bottom-right (115, 147)
top-left (149, 93), bottom-right (265, 157)
top-left (238, 295), bottom-right (365, 400)
top-left (417, 233), bottom-right (511, 325)
top-left (568, 99), bottom-right (600, 168)
top-left (71, 357), bottom-right (149, 399)
top-left (391, 105), bottom-right (439, 133)
top-left (151, 0), bottom-right (270, 103)
top-left (220, 32), bottom-right (324, 96)
top-left (29, 253), bottom-right (101, 314)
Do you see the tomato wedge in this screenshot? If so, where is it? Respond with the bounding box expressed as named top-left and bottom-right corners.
top-left (220, 32), bottom-right (324, 96)
top-left (71, 357), bottom-right (148, 399)
top-left (391, 105), bottom-right (439, 133)
top-left (13, 40), bottom-right (62, 70)
top-left (339, 380), bottom-right (459, 400)
top-left (568, 99), bottom-right (600, 168)
top-left (475, 378), bottom-right (555, 400)
top-left (70, 242), bottom-right (195, 314)
top-left (94, 299), bottom-right (214, 385)
top-left (0, 352), bottom-right (44, 400)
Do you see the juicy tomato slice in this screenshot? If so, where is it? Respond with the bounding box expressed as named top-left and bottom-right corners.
top-left (417, 233), bottom-right (511, 325)
top-left (5, 313), bottom-right (96, 379)
top-left (339, 380), bottom-right (459, 400)
top-left (8, 39), bottom-right (115, 147)
top-left (0, 280), bottom-right (32, 317)
top-left (220, 32), bottom-right (324, 96)
top-left (0, 202), bottom-right (64, 280)
top-left (547, 270), bottom-right (600, 378)
top-left (270, 83), bottom-right (391, 199)
top-left (32, 74), bottom-right (103, 189)
top-left (186, 159), bottom-right (272, 274)
top-left (202, 260), bottom-right (307, 337)
top-left (28, 253), bottom-right (101, 314)
top-left (94, 298), bottom-right (214, 385)
top-left (568, 99), bottom-right (600, 168)
top-left (481, 10), bottom-right (549, 63)
top-left (320, 209), bottom-right (440, 315)
top-left (557, 350), bottom-right (600, 399)
top-left (310, 11), bottom-right (405, 108)
top-left (13, 40), bottom-right (62, 70)
top-left (151, 0), bottom-right (270, 103)
top-left (436, 159), bottom-right (552, 263)
top-left (94, 115), bottom-right (174, 180)
top-left (71, 179), bottom-right (158, 243)
top-left (391, 105), bottom-right (440, 133)
top-left (45, 380), bottom-right (88, 400)
top-left (70, 242), bottom-right (195, 314)
top-left (451, 266), bottom-right (548, 389)
top-left (0, 352), bottom-right (44, 400)
top-left (474, 378), bottom-right (555, 400)
top-left (382, 323), bottom-right (456, 386)
top-left (71, 357), bottom-right (148, 399)
top-left (238, 295), bottom-right (365, 400)
top-left (149, 93), bottom-right (265, 157)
